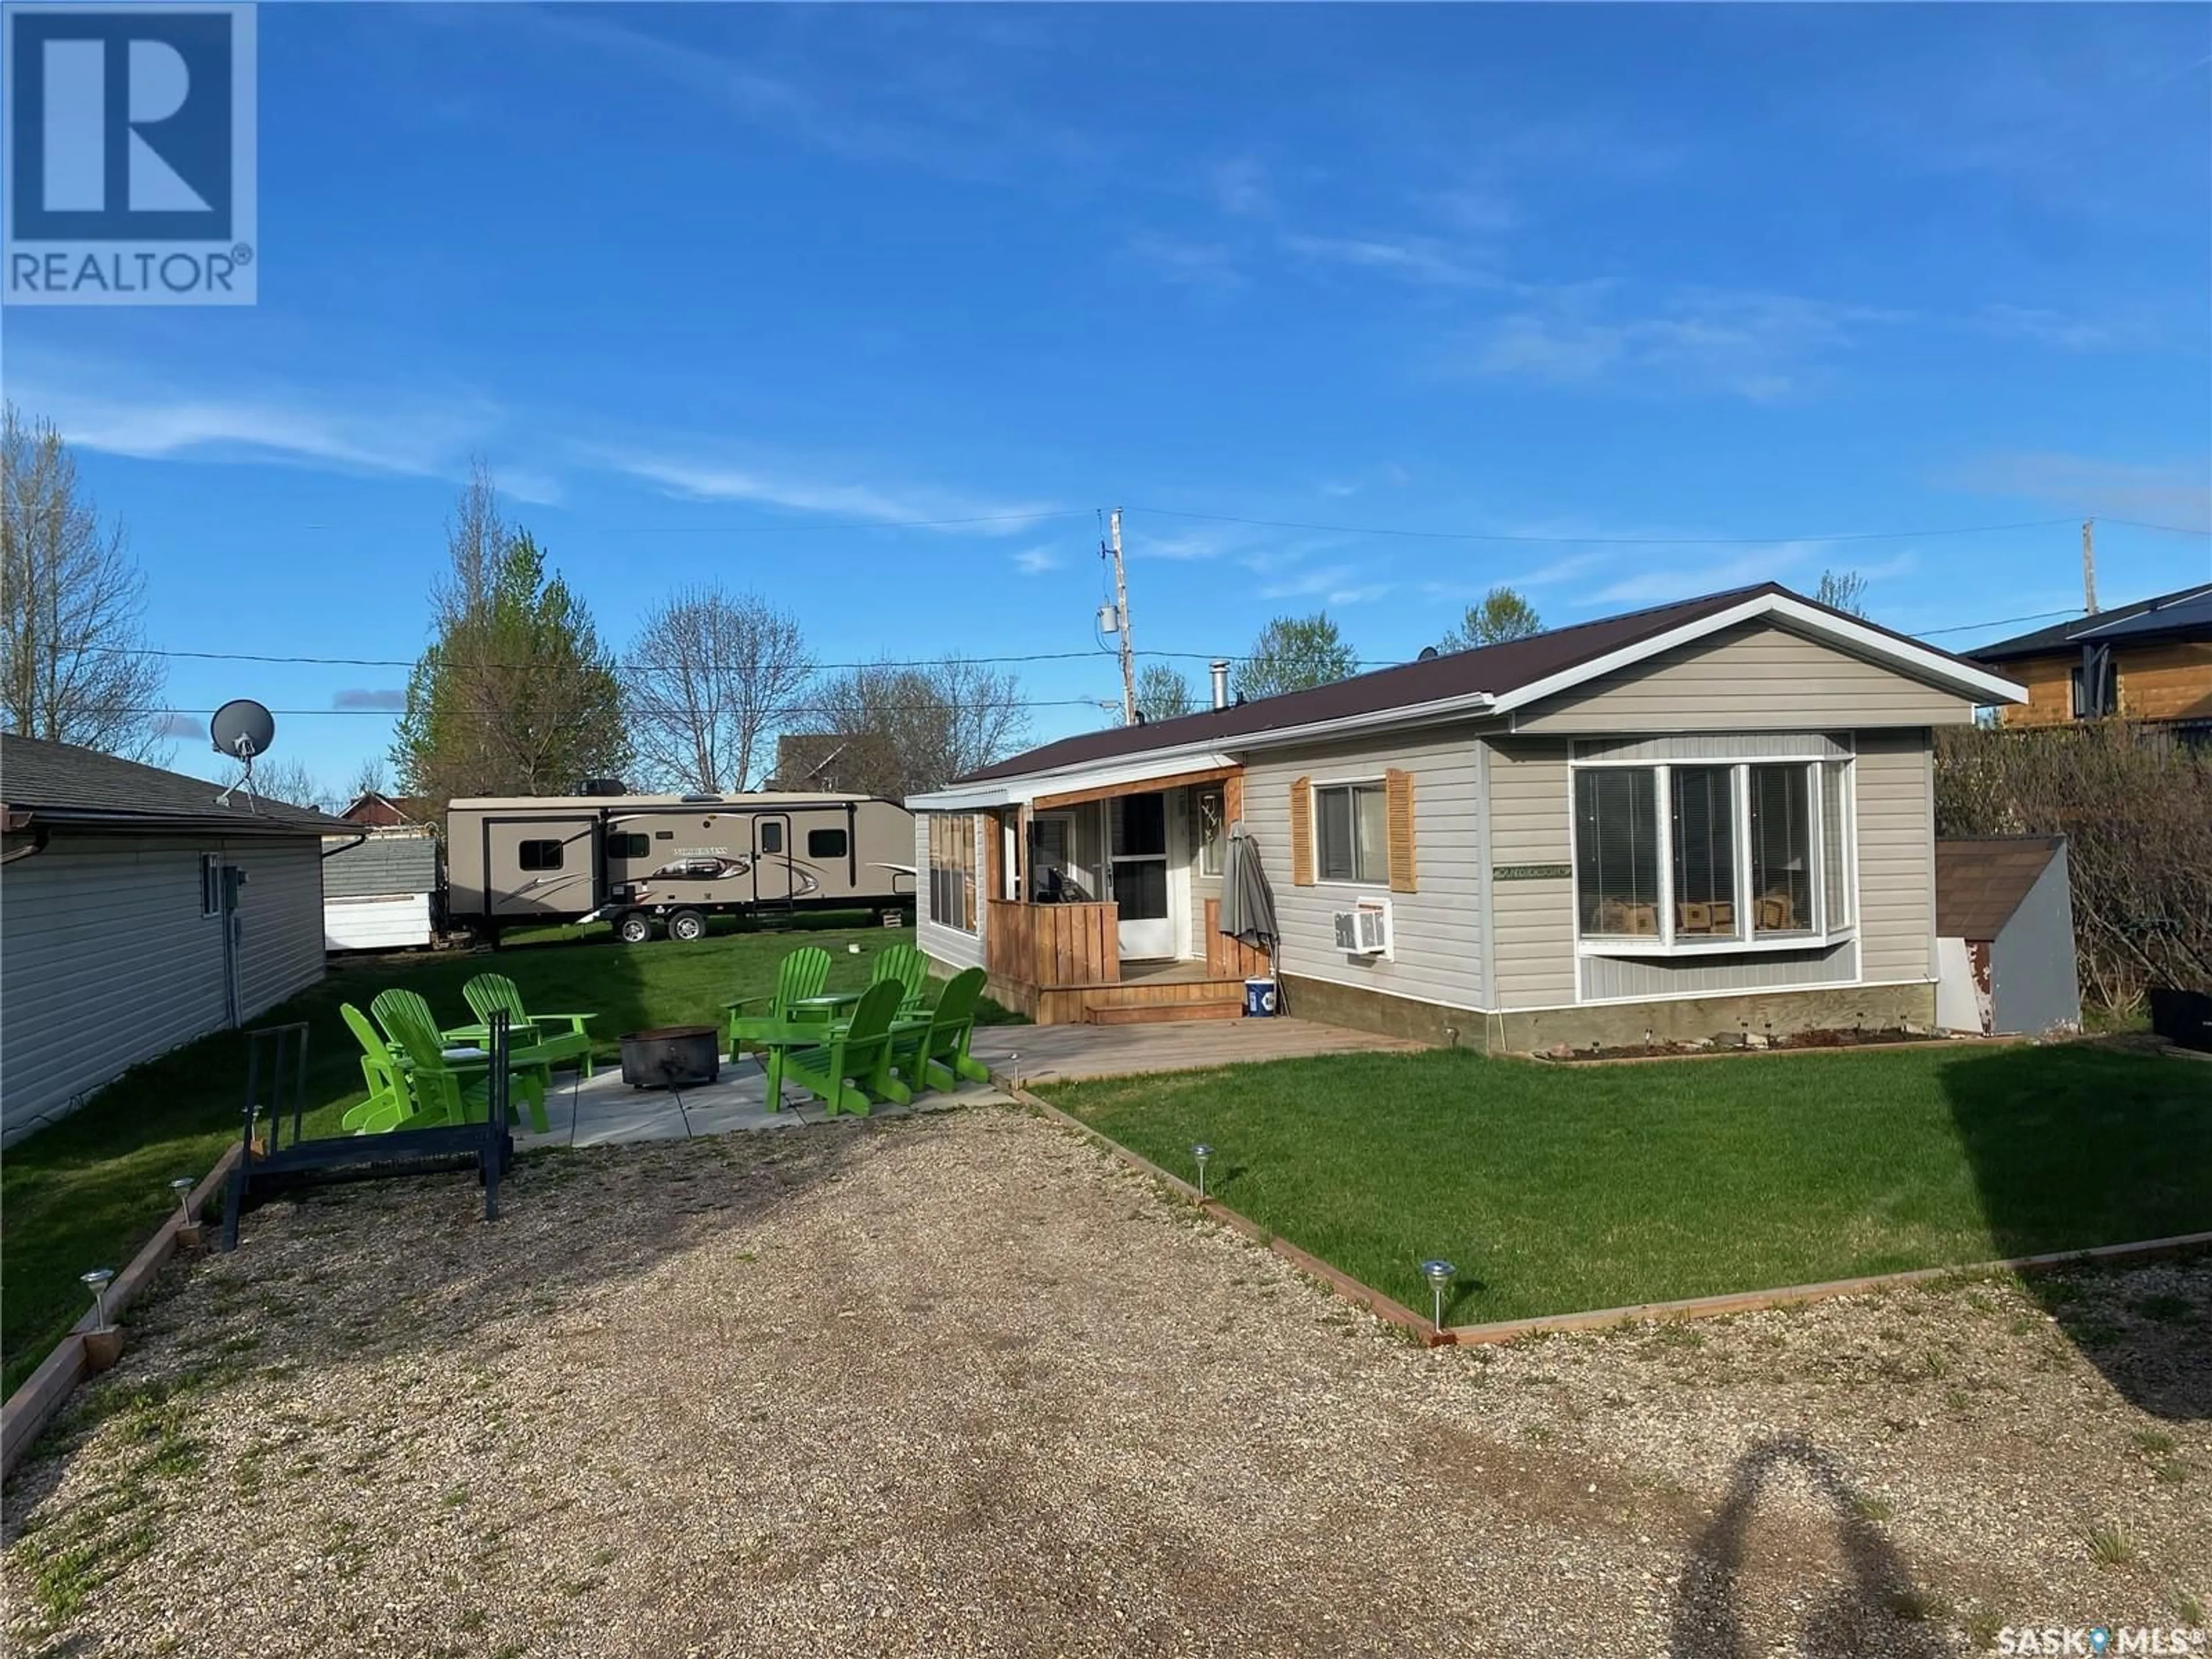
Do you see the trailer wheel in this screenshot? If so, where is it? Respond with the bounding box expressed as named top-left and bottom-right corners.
top-left (613, 912), bottom-right (653, 945)
top-left (668, 908), bottom-right (707, 942)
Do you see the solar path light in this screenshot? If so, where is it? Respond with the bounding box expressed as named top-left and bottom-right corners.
top-left (81, 1268), bottom-right (116, 1330)
top-left (1191, 1143), bottom-right (1213, 1202)
top-left (169, 1176), bottom-right (197, 1228)
top-left (1419, 1259), bottom-right (1457, 1331)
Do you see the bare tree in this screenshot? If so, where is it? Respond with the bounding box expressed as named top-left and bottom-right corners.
top-left (627, 586), bottom-right (813, 792)
top-left (1135, 662), bottom-right (1197, 721)
top-left (250, 756), bottom-right (335, 812)
top-left (1815, 569), bottom-right (1870, 618)
top-left (808, 657), bottom-right (1030, 799)
top-left (1, 403), bottom-right (169, 759)
top-left (347, 754), bottom-right (389, 800)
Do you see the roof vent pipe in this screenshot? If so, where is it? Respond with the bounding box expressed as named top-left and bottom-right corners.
top-left (1210, 660), bottom-right (1230, 710)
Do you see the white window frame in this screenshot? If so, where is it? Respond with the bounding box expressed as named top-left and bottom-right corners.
top-left (1569, 751), bottom-right (1858, 959)
top-left (1195, 784), bottom-right (1225, 878)
top-left (1309, 776), bottom-right (1389, 888)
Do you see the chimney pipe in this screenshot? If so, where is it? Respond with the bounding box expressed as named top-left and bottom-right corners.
top-left (1210, 659), bottom-right (1230, 710)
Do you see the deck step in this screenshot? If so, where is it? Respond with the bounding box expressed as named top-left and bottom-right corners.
top-left (1086, 1001), bottom-right (1244, 1025)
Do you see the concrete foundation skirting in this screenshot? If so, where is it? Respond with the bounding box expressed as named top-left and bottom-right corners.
top-left (1278, 973), bottom-right (1940, 1055)
top-left (1, 1146), bottom-right (243, 1481)
top-left (1003, 1072), bottom-right (2212, 1350)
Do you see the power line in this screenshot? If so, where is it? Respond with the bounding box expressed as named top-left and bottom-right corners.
top-left (81, 643), bottom-right (1262, 670)
top-left (1908, 608), bottom-right (2081, 638)
top-left (1124, 506), bottom-right (2082, 547)
top-left (291, 509), bottom-right (1096, 536)
top-left (2095, 517), bottom-right (2212, 538)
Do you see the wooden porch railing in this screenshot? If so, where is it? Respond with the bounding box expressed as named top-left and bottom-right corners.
top-left (1203, 898), bottom-right (1273, 979)
top-left (985, 900), bottom-right (1119, 989)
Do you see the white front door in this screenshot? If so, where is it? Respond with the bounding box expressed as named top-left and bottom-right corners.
top-left (1109, 793), bottom-right (1173, 959)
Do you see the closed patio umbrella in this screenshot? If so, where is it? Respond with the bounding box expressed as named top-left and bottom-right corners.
top-left (1219, 823), bottom-right (1279, 953)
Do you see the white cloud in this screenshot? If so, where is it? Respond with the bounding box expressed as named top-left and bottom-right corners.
top-left (603, 452), bottom-right (1058, 535)
top-left (1206, 156), bottom-right (1271, 218)
top-left (1259, 563), bottom-right (1394, 606)
top-left (1124, 232), bottom-right (1243, 290)
top-left (1589, 545), bottom-right (1815, 606)
top-left (1280, 232), bottom-right (1495, 287)
top-left (1012, 547), bottom-right (1062, 574)
top-left (1950, 451), bottom-right (2212, 531)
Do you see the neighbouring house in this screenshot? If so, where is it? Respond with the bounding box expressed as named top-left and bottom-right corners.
top-left (1933, 837), bottom-right (2080, 1036)
top-left (322, 823), bottom-right (441, 951)
top-left (0, 734), bottom-right (354, 1144)
top-left (338, 789), bottom-right (430, 827)
top-left (1967, 582), bottom-right (2212, 733)
top-left (906, 583), bottom-right (2028, 1048)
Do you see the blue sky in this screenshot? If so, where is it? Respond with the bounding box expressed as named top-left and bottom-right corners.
top-left (10, 2), bottom-right (2211, 790)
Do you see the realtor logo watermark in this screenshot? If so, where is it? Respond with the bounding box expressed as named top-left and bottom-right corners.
top-left (4, 2), bottom-right (256, 304)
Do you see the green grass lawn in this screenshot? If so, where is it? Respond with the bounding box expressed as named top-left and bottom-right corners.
top-left (1046, 1044), bottom-right (2212, 1325)
top-left (1, 919), bottom-right (1006, 1395)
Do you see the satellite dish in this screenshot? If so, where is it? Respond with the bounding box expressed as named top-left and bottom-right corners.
top-left (210, 699), bottom-right (276, 760)
top-left (210, 699), bottom-right (276, 809)
top-left (1417, 646), bottom-right (1441, 661)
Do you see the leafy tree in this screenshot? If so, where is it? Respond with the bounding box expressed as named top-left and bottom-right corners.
top-left (1231, 613), bottom-right (1358, 702)
top-left (1440, 586), bottom-right (1543, 652)
top-left (807, 657), bottom-right (1029, 800)
top-left (1135, 662), bottom-right (1197, 721)
top-left (1814, 569), bottom-right (1870, 618)
top-left (627, 585), bottom-right (813, 793)
top-left (1, 403), bottom-right (169, 759)
top-left (393, 465), bottom-right (627, 808)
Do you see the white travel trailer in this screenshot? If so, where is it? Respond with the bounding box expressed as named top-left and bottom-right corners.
top-left (444, 788), bottom-right (915, 943)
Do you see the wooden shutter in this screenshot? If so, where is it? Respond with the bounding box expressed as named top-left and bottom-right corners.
top-left (1289, 777), bottom-right (1315, 887)
top-left (1223, 771), bottom-right (1244, 830)
top-left (1385, 768), bottom-right (1416, 893)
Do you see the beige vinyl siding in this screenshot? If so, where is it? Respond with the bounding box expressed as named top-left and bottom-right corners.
top-left (1241, 726), bottom-right (1488, 1010)
top-left (914, 811), bottom-right (985, 972)
top-left (1514, 621), bottom-right (1976, 733)
top-left (1484, 736), bottom-right (1576, 1009)
top-left (1, 831), bottom-right (327, 1144)
top-left (1853, 729), bottom-right (1938, 984)
top-left (1581, 941), bottom-right (1857, 1001)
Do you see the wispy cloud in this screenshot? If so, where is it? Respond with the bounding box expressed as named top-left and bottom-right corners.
top-left (1950, 452), bottom-right (2212, 531)
top-left (602, 452), bottom-right (1057, 535)
top-left (1465, 289), bottom-right (1912, 402)
top-left (1259, 563), bottom-right (1393, 606)
top-left (1589, 545), bottom-right (1814, 605)
top-left (153, 711), bottom-right (204, 740)
top-left (1124, 232), bottom-right (1243, 290)
top-left (1971, 303), bottom-right (2160, 354)
top-left (1319, 462), bottom-right (1412, 499)
top-left (1418, 552), bottom-right (1611, 601)
top-left (1280, 232), bottom-right (1497, 288)
top-left (334, 689), bottom-right (408, 711)
top-left (1206, 156), bottom-right (1271, 218)
top-left (1012, 547), bottom-right (1062, 574)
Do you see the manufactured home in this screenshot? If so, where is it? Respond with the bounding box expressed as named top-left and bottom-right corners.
top-left (907, 583), bottom-right (2029, 1046)
top-left (444, 791), bottom-right (915, 942)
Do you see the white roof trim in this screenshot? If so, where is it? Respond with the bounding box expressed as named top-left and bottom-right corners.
top-left (911, 590), bottom-right (2027, 807)
top-left (1488, 592), bottom-right (2027, 715)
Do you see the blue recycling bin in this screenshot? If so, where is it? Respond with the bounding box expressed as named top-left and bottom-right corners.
top-left (1243, 976), bottom-right (1278, 1018)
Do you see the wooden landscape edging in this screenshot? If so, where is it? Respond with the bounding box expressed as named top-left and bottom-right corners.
top-left (999, 1070), bottom-right (2212, 1352)
top-left (1517, 1033), bottom-right (2035, 1068)
top-left (0, 1145), bottom-right (243, 1482)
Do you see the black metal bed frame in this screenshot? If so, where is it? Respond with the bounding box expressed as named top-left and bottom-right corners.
top-left (219, 1013), bottom-right (516, 1251)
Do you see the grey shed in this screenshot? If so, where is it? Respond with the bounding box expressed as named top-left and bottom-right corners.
top-left (1933, 837), bottom-right (2080, 1036)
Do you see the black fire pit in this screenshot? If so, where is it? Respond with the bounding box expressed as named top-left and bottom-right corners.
top-left (619, 1026), bottom-right (721, 1089)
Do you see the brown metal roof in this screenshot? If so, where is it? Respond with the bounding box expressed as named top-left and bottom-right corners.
top-left (960, 580), bottom-right (1992, 786)
top-left (1935, 837), bottom-right (2064, 940)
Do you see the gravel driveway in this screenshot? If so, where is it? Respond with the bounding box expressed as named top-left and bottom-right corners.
top-left (6, 1105), bottom-right (2206, 1657)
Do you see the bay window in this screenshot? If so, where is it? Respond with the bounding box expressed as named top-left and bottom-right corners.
top-left (1573, 755), bottom-right (1853, 952)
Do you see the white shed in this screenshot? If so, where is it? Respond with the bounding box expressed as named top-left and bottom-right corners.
top-left (1933, 836), bottom-right (2081, 1037)
top-left (1, 734), bottom-right (353, 1145)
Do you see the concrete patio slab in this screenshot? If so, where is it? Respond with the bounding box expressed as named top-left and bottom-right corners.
top-left (968, 1014), bottom-right (1426, 1085)
top-left (515, 1061), bottom-right (1006, 1150)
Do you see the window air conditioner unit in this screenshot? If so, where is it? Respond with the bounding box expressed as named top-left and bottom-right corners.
top-left (1332, 902), bottom-right (1390, 956)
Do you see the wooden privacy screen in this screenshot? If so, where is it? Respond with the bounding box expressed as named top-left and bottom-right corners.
top-left (1289, 777), bottom-right (1315, 886)
top-left (1203, 897), bottom-right (1272, 978)
top-left (985, 900), bottom-right (1119, 988)
top-left (1385, 767), bottom-right (1416, 893)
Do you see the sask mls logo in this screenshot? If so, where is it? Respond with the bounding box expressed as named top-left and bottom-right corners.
top-left (4, 3), bottom-right (256, 304)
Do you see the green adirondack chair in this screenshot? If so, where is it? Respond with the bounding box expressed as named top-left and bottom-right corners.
top-left (869, 942), bottom-right (933, 1014)
top-left (339, 1003), bottom-right (428, 1134)
top-left (776, 978), bottom-right (910, 1117)
top-left (725, 946), bottom-right (833, 1059)
top-left (372, 988), bottom-right (549, 1134)
top-left (459, 973), bottom-right (597, 1077)
top-left (889, 967), bottom-right (991, 1094)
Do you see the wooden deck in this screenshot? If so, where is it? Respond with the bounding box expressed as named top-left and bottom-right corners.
top-left (983, 898), bottom-right (1272, 1025)
top-left (969, 1017), bottom-right (1426, 1085)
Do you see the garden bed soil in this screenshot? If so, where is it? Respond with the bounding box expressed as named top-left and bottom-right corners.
top-left (1535, 1026), bottom-right (1953, 1062)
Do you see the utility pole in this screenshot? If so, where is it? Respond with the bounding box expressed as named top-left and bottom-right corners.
top-left (1107, 506), bottom-right (1138, 725)
top-left (2081, 518), bottom-right (2099, 615)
